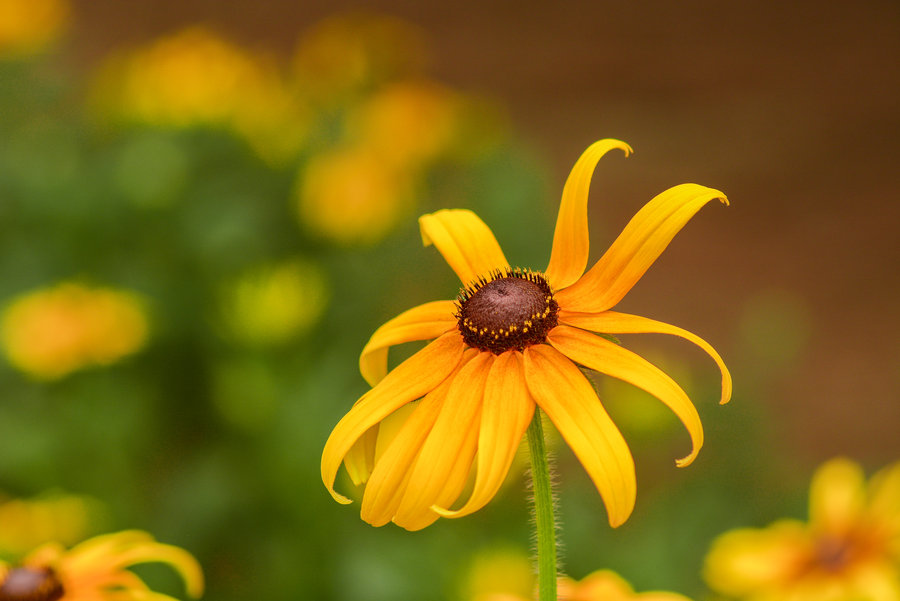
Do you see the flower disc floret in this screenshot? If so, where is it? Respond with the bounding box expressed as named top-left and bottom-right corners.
top-left (0, 566), bottom-right (64, 601)
top-left (456, 269), bottom-right (558, 354)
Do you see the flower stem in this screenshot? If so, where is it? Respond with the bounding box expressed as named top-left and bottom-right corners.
top-left (527, 409), bottom-right (557, 601)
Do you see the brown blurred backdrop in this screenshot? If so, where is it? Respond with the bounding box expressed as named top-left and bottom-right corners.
top-left (68, 0), bottom-right (900, 464)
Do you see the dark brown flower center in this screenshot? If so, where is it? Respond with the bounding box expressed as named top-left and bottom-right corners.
top-left (0, 567), bottom-right (64, 601)
top-left (456, 269), bottom-right (558, 354)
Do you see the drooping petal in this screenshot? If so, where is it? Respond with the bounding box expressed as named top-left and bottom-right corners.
top-left (419, 209), bottom-right (509, 286)
top-left (392, 352), bottom-right (492, 530)
top-left (343, 424), bottom-right (377, 485)
top-left (523, 344), bottom-right (635, 527)
top-left (434, 351), bottom-right (535, 518)
top-left (548, 324), bottom-right (703, 467)
top-left (545, 139), bottom-right (633, 290)
top-left (808, 458), bottom-right (867, 534)
top-left (359, 300), bottom-right (457, 386)
top-left (360, 385), bottom-right (449, 526)
top-left (559, 310), bottom-right (732, 405)
top-left (321, 331), bottom-right (465, 504)
top-left (557, 183), bottom-right (728, 313)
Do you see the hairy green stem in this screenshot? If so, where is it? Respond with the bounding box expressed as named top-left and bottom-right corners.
top-left (527, 409), bottom-right (557, 601)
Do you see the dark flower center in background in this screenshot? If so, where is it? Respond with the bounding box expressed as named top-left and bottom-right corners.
top-left (456, 269), bottom-right (558, 354)
top-left (0, 567), bottom-right (64, 601)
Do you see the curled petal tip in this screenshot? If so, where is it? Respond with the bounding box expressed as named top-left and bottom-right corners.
top-left (327, 489), bottom-right (354, 505)
top-left (675, 452), bottom-right (698, 469)
top-left (430, 504), bottom-right (457, 518)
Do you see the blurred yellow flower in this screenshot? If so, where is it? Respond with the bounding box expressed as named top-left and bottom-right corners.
top-left (0, 493), bottom-right (100, 557)
top-left (0, 530), bottom-right (202, 601)
top-left (557, 570), bottom-right (693, 601)
top-left (347, 79), bottom-right (460, 168)
top-left (297, 145), bottom-right (416, 245)
top-left (292, 13), bottom-right (427, 101)
top-left (473, 570), bottom-right (692, 601)
top-left (1, 282), bottom-right (148, 380)
top-left (0, 0), bottom-right (68, 57)
top-left (462, 548), bottom-right (534, 601)
top-left (221, 259), bottom-right (328, 346)
top-left (322, 139), bottom-right (731, 530)
top-left (705, 457), bottom-right (900, 601)
top-left (92, 26), bottom-right (308, 164)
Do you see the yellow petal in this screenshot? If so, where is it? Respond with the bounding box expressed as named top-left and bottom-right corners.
top-left (808, 457), bottom-right (866, 534)
top-left (434, 351), bottom-right (535, 518)
top-left (359, 300), bottom-right (457, 386)
top-left (108, 543), bottom-right (204, 599)
top-left (703, 520), bottom-right (811, 596)
top-left (545, 139), bottom-right (633, 290)
top-left (868, 460), bottom-right (900, 530)
top-left (548, 324), bottom-right (703, 467)
top-left (321, 331), bottom-right (465, 504)
top-left (392, 352), bottom-right (491, 530)
top-left (523, 345), bottom-right (635, 527)
top-left (343, 420), bottom-right (377, 485)
top-left (360, 386), bottom-right (448, 526)
top-left (419, 209), bottom-right (509, 286)
top-left (557, 183), bottom-right (728, 312)
top-left (559, 310), bottom-right (732, 405)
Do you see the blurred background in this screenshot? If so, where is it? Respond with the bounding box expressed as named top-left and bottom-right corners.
top-left (0, 0), bottom-right (897, 599)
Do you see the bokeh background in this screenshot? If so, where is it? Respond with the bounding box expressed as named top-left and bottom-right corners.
top-left (1, 0), bottom-right (897, 599)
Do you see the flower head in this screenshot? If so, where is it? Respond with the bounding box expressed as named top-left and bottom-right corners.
top-left (0, 0), bottom-right (68, 58)
top-left (1, 282), bottom-right (148, 380)
top-left (0, 530), bottom-right (203, 601)
top-left (321, 139), bottom-right (731, 530)
top-left (91, 27), bottom-right (308, 164)
top-left (704, 457), bottom-right (900, 601)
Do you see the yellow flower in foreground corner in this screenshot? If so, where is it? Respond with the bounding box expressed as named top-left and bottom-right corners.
top-left (1, 283), bottom-right (148, 380)
top-left (476, 570), bottom-right (692, 601)
top-left (705, 458), bottom-right (900, 601)
top-left (557, 570), bottom-right (693, 601)
top-left (321, 139), bottom-right (732, 531)
top-left (0, 530), bottom-right (203, 601)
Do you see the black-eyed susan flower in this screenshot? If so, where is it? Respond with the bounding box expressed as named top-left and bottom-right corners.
top-left (0, 530), bottom-right (203, 601)
top-left (704, 457), bottom-right (900, 601)
top-left (321, 139), bottom-right (731, 531)
top-left (1, 282), bottom-right (148, 381)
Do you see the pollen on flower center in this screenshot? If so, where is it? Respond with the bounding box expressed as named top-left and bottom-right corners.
top-left (0, 567), bottom-right (64, 601)
top-left (456, 269), bottom-right (558, 354)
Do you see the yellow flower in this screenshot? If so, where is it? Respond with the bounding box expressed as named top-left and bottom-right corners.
top-left (473, 570), bottom-right (692, 601)
top-left (0, 0), bottom-right (68, 58)
top-left (0, 492), bottom-right (100, 557)
top-left (321, 139), bottom-right (731, 530)
top-left (346, 79), bottom-right (460, 168)
top-left (704, 458), bottom-right (900, 601)
top-left (557, 570), bottom-right (693, 601)
top-left (0, 530), bottom-right (203, 601)
top-left (1, 282), bottom-right (148, 380)
top-left (292, 14), bottom-right (427, 101)
top-left (296, 145), bottom-right (416, 245)
top-left (220, 259), bottom-right (328, 347)
top-left (462, 548), bottom-right (534, 601)
top-left (92, 27), bottom-right (307, 163)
